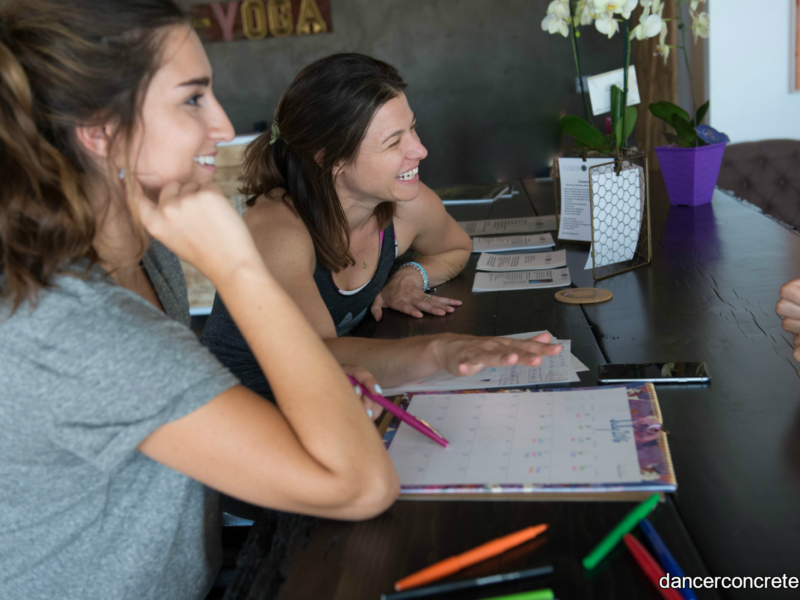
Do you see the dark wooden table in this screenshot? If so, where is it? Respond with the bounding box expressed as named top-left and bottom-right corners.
top-left (225, 175), bottom-right (800, 600)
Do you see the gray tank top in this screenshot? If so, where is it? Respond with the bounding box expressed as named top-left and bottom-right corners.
top-left (201, 222), bottom-right (397, 401)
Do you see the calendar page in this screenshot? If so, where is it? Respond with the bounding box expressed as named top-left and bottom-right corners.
top-left (387, 387), bottom-right (641, 487)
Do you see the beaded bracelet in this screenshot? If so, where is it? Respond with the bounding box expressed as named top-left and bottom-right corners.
top-left (399, 261), bottom-right (429, 292)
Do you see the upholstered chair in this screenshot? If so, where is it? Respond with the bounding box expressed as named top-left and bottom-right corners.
top-left (717, 140), bottom-right (800, 229)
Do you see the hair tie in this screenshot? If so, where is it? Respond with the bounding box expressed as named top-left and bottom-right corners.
top-left (269, 122), bottom-right (281, 146)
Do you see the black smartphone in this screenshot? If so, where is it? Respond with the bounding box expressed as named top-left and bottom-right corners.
top-left (597, 362), bottom-right (711, 384)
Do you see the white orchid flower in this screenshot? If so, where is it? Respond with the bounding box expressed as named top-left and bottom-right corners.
top-left (619, 0), bottom-right (639, 19)
top-left (546, 0), bottom-right (570, 19)
top-left (542, 13), bottom-right (570, 37)
top-left (595, 10), bottom-right (620, 38)
top-left (595, 0), bottom-right (637, 18)
top-left (690, 0), bottom-right (703, 11)
top-left (656, 21), bottom-right (670, 65)
top-left (631, 7), bottom-right (663, 40)
top-left (690, 11), bottom-right (710, 42)
top-left (574, 0), bottom-right (595, 26)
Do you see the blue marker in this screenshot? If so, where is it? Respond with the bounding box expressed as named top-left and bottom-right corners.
top-left (639, 519), bottom-right (698, 600)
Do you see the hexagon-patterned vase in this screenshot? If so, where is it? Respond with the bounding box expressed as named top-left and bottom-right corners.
top-left (655, 142), bottom-right (727, 206)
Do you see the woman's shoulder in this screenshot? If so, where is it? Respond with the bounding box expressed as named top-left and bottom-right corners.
top-left (395, 181), bottom-right (441, 221)
top-left (243, 190), bottom-right (316, 264)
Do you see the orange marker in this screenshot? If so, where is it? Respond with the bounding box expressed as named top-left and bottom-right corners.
top-left (394, 524), bottom-right (549, 591)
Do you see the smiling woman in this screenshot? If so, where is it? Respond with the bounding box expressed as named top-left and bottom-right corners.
top-left (0, 3), bottom-right (399, 599)
top-left (200, 53), bottom-right (563, 405)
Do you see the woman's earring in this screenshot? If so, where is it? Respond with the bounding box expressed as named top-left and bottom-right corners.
top-left (118, 169), bottom-right (125, 180)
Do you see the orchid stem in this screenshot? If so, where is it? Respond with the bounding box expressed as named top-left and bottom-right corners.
top-left (621, 20), bottom-right (630, 155)
top-left (676, 1), bottom-right (698, 145)
top-left (569, 1), bottom-right (592, 123)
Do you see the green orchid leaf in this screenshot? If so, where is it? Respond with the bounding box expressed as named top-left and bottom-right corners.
top-left (664, 133), bottom-right (693, 147)
top-left (613, 106), bottom-right (638, 148)
top-left (649, 102), bottom-right (691, 128)
top-left (623, 106), bottom-right (637, 140)
top-left (694, 100), bottom-right (710, 126)
top-left (560, 115), bottom-right (607, 148)
top-left (671, 114), bottom-right (697, 142)
top-left (610, 85), bottom-right (624, 128)
top-left (613, 121), bottom-right (623, 148)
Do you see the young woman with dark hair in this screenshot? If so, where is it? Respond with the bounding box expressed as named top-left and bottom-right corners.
top-left (201, 53), bottom-right (562, 396)
top-left (0, 3), bottom-right (398, 598)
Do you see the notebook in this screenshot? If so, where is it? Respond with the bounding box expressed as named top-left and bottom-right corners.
top-left (380, 383), bottom-right (676, 501)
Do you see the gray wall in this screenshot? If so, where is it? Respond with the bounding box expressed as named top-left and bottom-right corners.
top-left (184, 0), bottom-right (619, 187)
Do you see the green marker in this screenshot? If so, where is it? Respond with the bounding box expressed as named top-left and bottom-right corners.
top-left (582, 493), bottom-right (660, 570)
top-left (482, 589), bottom-right (554, 600)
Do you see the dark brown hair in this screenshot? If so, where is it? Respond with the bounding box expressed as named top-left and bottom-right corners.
top-left (241, 52), bottom-right (407, 273)
top-left (0, 0), bottom-right (186, 312)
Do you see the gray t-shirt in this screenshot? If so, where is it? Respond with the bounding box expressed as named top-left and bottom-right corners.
top-left (0, 241), bottom-right (239, 600)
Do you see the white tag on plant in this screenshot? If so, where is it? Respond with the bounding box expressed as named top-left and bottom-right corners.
top-left (587, 66), bottom-right (641, 116)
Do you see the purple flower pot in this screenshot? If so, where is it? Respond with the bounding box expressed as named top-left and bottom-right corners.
top-left (654, 142), bottom-right (727, 206)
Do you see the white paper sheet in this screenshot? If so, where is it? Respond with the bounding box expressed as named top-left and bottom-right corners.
top-left (587, 66), bottom-right (641, 116)
top-left (501, 331), bottom-right (587, 379)
top-left (497, 331), bottom-right (588, 373)
top-left (458, 216), bottom-right (557, 237)
top-left (557, 157), bottom-right (613, 242)
top-left (472, 268), bottom-right (571, 292)
top-left (472, 233), bottom-right (555, 253)
top-left (383, 341), bottom-right (573, 395)
top-left (388, 387), bottom-right (642, 486)
top-left (476, 250), bottom-right (567, 272)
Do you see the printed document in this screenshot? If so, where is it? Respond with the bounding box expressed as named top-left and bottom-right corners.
top-left (473, 268), bottom-right (571, 292)
top-left (472, 233), bottom-right (555, 253)
top-left (459, 215), bottom-right (557, 237)
top-left (557, 157), bottom-right (612, 242)
top-left (383, 340), bottom-right (573, 395)
top-left (477, 250), bottom-right (567, 271)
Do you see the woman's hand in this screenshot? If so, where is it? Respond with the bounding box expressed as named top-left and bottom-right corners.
top-left (777, 279), bottom-right (800, 368)
top-left (341, 365), bottom-right (384, 421)
top-left (370, 268), bottom-right (462, 321)
top-left (134, 181), bottom-right (262, 285)
top-left (430, 331), bottom-right (563, 377)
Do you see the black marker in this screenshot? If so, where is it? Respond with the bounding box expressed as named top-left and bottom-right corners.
top-left (380, 565), bottom-right (554, 600)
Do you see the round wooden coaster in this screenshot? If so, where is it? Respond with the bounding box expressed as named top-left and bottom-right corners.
top-left (555, 288), bottom-right (613, 305)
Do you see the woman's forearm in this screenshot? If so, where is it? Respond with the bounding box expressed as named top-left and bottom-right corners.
top-left (401, 247), bottom-right (471, 289)
top-left (212, 261), bottom-right (398, 496)
top-left (325, 335), bottom-right (443, 388)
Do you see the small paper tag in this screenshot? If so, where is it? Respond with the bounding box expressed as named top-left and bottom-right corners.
top-left (587, 66), bottom-right (641, 116)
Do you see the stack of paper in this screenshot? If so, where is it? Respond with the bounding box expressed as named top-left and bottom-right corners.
top-left (472, 268), bottom-right (571, 292)
top-left (458, 216), bottom-right (557, 237)
top-left (476, 250), bottom-right (567, 272)
top-left (382, 332), bottom-right (589, 395)
top-left (472, 233), bottom-right (555, 253)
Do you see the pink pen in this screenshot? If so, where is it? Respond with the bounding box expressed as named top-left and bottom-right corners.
top-left (347, 376), bottom-right (449, 448)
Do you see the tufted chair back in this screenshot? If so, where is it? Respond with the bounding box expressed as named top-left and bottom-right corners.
top-left (717, 140), bottom-right (800, 229)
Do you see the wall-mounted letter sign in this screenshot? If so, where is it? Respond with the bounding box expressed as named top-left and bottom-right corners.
top-left (191, 0), bottom-right (331, 43)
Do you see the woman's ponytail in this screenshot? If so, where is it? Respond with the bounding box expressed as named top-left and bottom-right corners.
top-left (0, 33), bottom-right (94, 312)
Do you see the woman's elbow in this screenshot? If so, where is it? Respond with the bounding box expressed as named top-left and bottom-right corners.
top-left (340, 465), bottom-right (401, 520)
